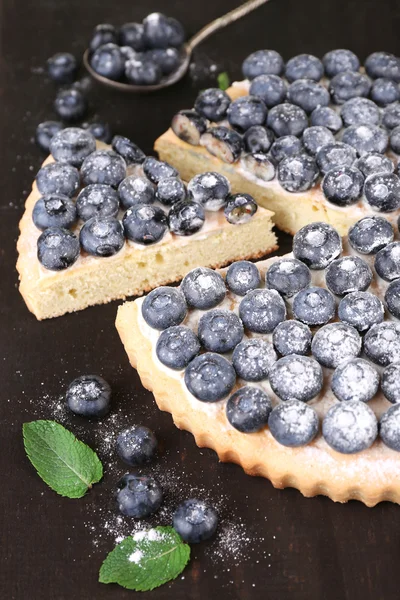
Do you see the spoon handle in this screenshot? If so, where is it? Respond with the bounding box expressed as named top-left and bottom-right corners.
top-left (188, 0), bottom-right (269, 51)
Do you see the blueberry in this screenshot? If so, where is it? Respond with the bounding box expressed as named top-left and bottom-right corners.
top-left (168, 200), bottom-right (205, 235)
top-left (241, 152), bottom-right (276, 182)
top-left (66, 374), bottom-right (111, 418)
top-left (156, 326), bottom-right (200, 369)
top-left (278, 154), bottom-right (318, 193)
top-left (365, 52), bottom-right (400, 82)
top-left (37, 227), bottom-right (80, 271)
top-left (249, 74), bottom-right (287, 108)
top-left (111, 135), bottom-right (146, 165)
top-left (148, 48), bottom-right (180, 75)
top-left (118, 176), bottom-right (155, 209)
top-left (143, 156), bottom-right (178, 184)
top-left (198, 309), bottom-right (243, 353)
top-left (270, 135), bottom-right (303, 163)
top-left (380, 405), bottom-right (400, 451)
top-left (354, 153), bottom-right (394, 178)
top-left (181, 267), bottom-right (225, 309)
top-left (266, 257), bottom-right (311, 298)
top-left (239, 288), bottom-right (286, 333)
top-left (390, 125), bottom-right (400, 153)
top-left (187, 172), bottom-right (230, 211)
top-left (54, 88), bottom-right (87, 122)
top-left (382, 102), bottom-right (400, 129)
top-left (311, 323), bottom-right (361, 368)
top-left (76, 184), bottom-right (119, 221)
top-left (125, 55), bottom-right (162, 85)
top-left (226, 261), bottom-right (261, 296)
top-left (50, 127), bottom-right (96, 168)
top-left (329, 70), bottom-right (371, 104)
top-left (35, 121), bottom-right (63, 153)
top-left (142, 286), bottom-right (187, 330)
top-left (89, 24), bottom-right (117, 53)
top-left (117, 474), bottom-right (162, 518)
top-left (338, 291), bottom-right (384, 332)
top-left (272, 320), bottom-right (312, 356)
top-left (293, 222), bottom-right (342, 269)
top-left (325, 256), bottom-right (372, 296)
top-left (342, 125), bottom-right (389, 156)
top-left (381, 363), bottom-right (400, 404)
top-left (173, 499), bottom-right (218, 543)
top-left (242, 50), bottom-right (284, 79)
top-left (302, 126), bottom-right (335, 155)
top-left (224, 193), bottom-right (258, 224)
top-left (268, 400), bottom-right (319, 447)
top-left (171, 110), bottom-right (207, 145)
top-left (47, 52), bottom-right (78, 84)
top-left (363, 172), bottom-right (400, 211)
top-left (143, 13), bottom-right (185, 49)
top-left (227, 96), bottom-right (267, 133)
top-left (119, 22), bottom-right (146, 51)
top-left (33, 195), bottom-right (77, 231)
top-left (123, 205), bottom-right (167, 245)
top-left (90, 43), bottom-right (124, 80)
top-left (82, 121), bottom-right (112, 144)
top-left (322, 166), bottom-right (364, 206)
top-left (194, 88), bottom-right (230, 122)
top-left (36, 162), bottom-right (80, 197)
top-left (375, 241), bottom-right (400, 281)
top-left (285, 54), bottom-right (323, 83)
top-left (119, 45), bottom-right (137, 62)
top-left (310, 106), bottom-right (343, 133)
top-left (348, 215), bottom-right (394, 254)
top-left (322, 401), bottom-right (377, 454)
top-left (200, 126), bottom-right (244, 163)
top-left (232, 339), bottom-right (277, 381)
top-left (156, 177), bottom-right (186, 206)
top-left (269, 355), bottom-right (323, 402)
top-left (371, 77), bottom-right (400, 106)
top-left (81, 150), bottom-right (126, 188)
top-left (226, 386), bottom-right (272, 433)
top-left (184, 352), bottom-right (236, 402)
top-left (287, 79), bottom-right (330, 114)
top-left (116, 425), bottom-right (157, 466)
top-left (243, 125), bottom-right (274, 154)
top-left (340, 97), bottom-right (380, 127)
top-left (80, 216), bottom-right (124, 257)
top-left (292, 286), bottom-right (336, 325)
top-left (364, 321), bottom-right (400, 366)
top-left (332, 358), bottom-right (380, 404)
top-left (316, 142), bottom-right (357, 175)
top-left (385, 278), bottom-right (400, 319)
top-left (267, 103), bottom-right (308, 137)
top-left (322, 49), bottom-right (360, 77)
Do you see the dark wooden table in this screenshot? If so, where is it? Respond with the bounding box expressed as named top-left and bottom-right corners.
top-left (2, 1), bottom-right (400, 598)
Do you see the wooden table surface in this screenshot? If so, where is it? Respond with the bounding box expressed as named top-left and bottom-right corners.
top-left (2, 0), bottom-right (400, 598)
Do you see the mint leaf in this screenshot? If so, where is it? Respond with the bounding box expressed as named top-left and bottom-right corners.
top-left (99, 527), bottom-right (190, 591)
top-left (217, 71), bottom-right (230, 91)
top-left (23, 420), bottom-right (103, 498)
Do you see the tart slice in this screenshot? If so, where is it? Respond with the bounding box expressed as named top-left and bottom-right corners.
top-left (116, 215), bottom-right (400, 506)
top-left (16, 128), bottom-right (277, 320)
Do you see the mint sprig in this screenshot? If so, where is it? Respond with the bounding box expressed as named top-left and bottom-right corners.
top-left (23, 420), bottom-right (103, 498)
top-left (217, 71), bottom-right (230, 91)
top-left (99, 527), bottom-right (190, 591)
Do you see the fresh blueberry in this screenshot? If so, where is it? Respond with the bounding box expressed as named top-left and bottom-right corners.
top-left (81, 150), bottom-right (126, 187)
top-left (267, 103), bottom-right (308, 138)
top-left (316, 142), bottom-right (357, 175)
top-left (354, 153), bottom-right (394, 178)
top-left (292, 286), bottom-right (336, 326)
top-left (120, 45), bottom-right (138, 62)
top-left (239, 288), bottom-right (286, 333)
top-left (322, 166), bottom-right (364, 206)
top-left (111, 135), bottom-right (146, 165)
top-left (156, 326), bottom-right (201, 369)
top-left (227, 96), bottom-right (267, 133)
top-left (200, 126), bottom-right (244, 163)
top-left (198, 310), bottom-right (243, 353)
top-left (340, 97), bottom-right (380, 127)
top-left (371, 77), bottom-right (400, 106)
top-left (148, 47), bottom-right (180, 75)
top-left (381, 363), bottom-right (400, 404)
top-left (118, 176), bottom-right (155, 209)
top-left (36, 162), bottom-right (80, 198)
top-left (143, 156), bottom-right (178, 184)
top-left (33, 195), bottom-right (77, 231)
top-left (302, 126), bottom-right (335, 155)
top-left (156, 177), bottom-right (186, 206)
top-left (89, 24), bottom-right (117, 53)
top-left (119, 22), bottom-right (146, 51)
top-left (54, 88), bottom-right (87, 122)
top-left (123, 205), bottom-right (167, 245)
top-left (143, 13), bottom-right (185, 49)
top-left (382, 102), bottom-right (400, 129)
top-left (171, 110), bottom-right (207, 145)
top-left (243, 125), bottom-right (274, 154)
top-left (80, 216), bottom-right (124, 257)
top-left (35, 121), bottom-right (63, 153)
top-left (364, 321), bottom-right (400, 366)
top-left (37, 227), bottom-right (80, 271)
top-left (266, 257), bottom-right (311, 298)
top-left (242, 50), bottom-right (284, 79)
top-left (232, 339), bottom-right (277, 381)
top-left (293, 222), bottom-right (342, 269)
top-left (329, 70), bottom-right (371, 104)
top-left (50, 127), bottom-right (96, 168)
top-left (322, 401), bottom-right (377, 454)
top-left (325, 255), bottom-right (372, 296)
top-left (322, 49), bottom-right (360, 77)
top-left (380, 405), bottom-right (400, 451)
top-left (224, 193), bottom-right (258, 224)
top-left (310, 106), bottom-right (343, 133)
top-left (117, 474), bottom-right (162, 518)
top-left (390, 125), bottom-right (400, 154)
top-left (241, 152), bottom-right (276, 182)
top-left (187, 172), bottom-right (230, 211)
top-left (342, 125), bottom-right (389, 156)
top-left (278, 154), bottom-right (318, 192)
top-left (184, 352), bottom-right (236, 402)
top-left (385, 278), bottom-right (400, 319)
top-left (331, 358), bottom-right (379, 404)
top-left (125, 55), bottom-right (162, 85)
top-left (287, 79), bottom-right (330, 114)
top-left (348, 215), bottom-right (394, 254)
top-left (116, 425), bottom-right (157, 466)
top-left (270, 135), bottom-right (303, 163)
top-left (142, 287), bottom-right (187, 332)
top-left (173, 499), bottom-right (218, 543)
top-left (338, 291), bottom-right (384, 332)
top-left (226, 261), bottom-right (261, 296)
top-left (365, 52), bottom-right (400, 82)
top-left (82, 121), bottom-right (112, 144)
top-left (285, 54), bottom-right (323, 83)
top-left (181, 267), bottom-right (225, 309)
top-left (194, 88), bottom-right (230, 122)
top-left (226, 386), bottom-right (272, 433)
top-left (249, 74), bottom-right (287, 107)
top-left (269, 355), bottom-right (323, 402)
top-left (47, 52), bottom-right (78, 84)
top-left (272, 320), bottom-right (312, 356)
top-left (168, 200), bottom-right (205, 235)
top-left (363, 173), bottom-right (400, 211)
top-left (375, 241), bottom-right (400, 281)
top-left (76, 184), bottom-right (119, 221)
top-left (268, 400), bottom-right (319, 447)
top-left (311, 322), bottom-right (361, 368)
top-left (66, 374), bottom-right (111, 418)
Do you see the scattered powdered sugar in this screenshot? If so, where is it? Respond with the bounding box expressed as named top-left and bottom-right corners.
top-left (128, 549), bottom-right (143, 563)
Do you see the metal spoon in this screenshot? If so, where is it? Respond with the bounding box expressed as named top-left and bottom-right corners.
top-left (83, 0), bottom-right (269, 93)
